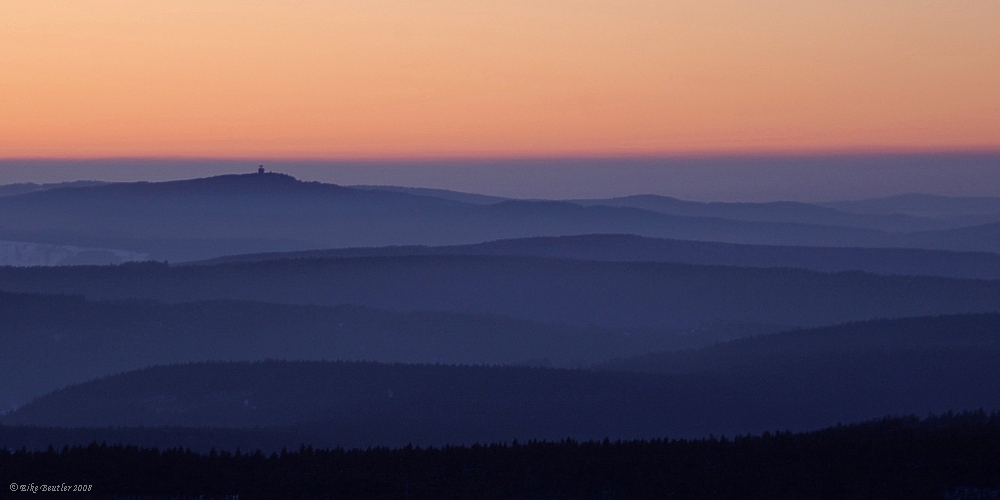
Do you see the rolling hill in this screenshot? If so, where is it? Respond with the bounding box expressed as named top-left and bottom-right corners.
top-left (346, 185), bottom-right (1000, 231)
top-left (0, 172), bottom-right (987, 262)
top-left (569, 195), bottom-right (952, 231)
top-left (4, 173), bottom-right (1000, 261)
top-left (1, 256), bottom-right (999, 330)
top-left (599, 313), bottom-right (1000, 373)
top-left (822, 193), bottom-right (1000, 220)
top-left (6, 344), bottom-right (1000, 446)
top-left (1, 290), bottom-right (748, 409)
top-left (190, 234), bottom-right (1000, 280)
top-left (900, 222), bottom-right (1000, 255)
top-left (0, 180), bottom-right (108, 198)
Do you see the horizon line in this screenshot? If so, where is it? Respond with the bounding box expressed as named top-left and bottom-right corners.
top-left (4, 147), bottom-right (1000, 163)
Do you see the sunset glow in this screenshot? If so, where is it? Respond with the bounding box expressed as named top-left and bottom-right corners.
top-left (2, 0), bottom-right (999, 158)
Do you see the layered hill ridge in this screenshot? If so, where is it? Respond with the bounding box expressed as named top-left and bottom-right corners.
top-left (569, 195), bottom-right (953, 231)
top-left (350, 185), bottom-right (1000, 229)
top-left (4, 172), bottom-right (1000, 455)
top-left (4, 173), bottom-right (1000, 261)
top-left (601, 314), bottom-right (1000, 373)
top-left (0, 290), bottom-right (746, 408)
top-left (0, 180), bottom-right (109, 198)
top-left (2, 256), bottom-right (1000, 329)
top-left (822, 193), bottom-right (1000, 219)
top-left (190, 234), bottom-right (1000, 280)
top-left (350, 185), bottom-right (1000, 230)
top-left (7, 333), bottom-right (1000, 444)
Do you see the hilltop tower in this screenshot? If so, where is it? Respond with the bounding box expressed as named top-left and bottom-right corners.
top-left (258, 165), bottom-right (265, 174)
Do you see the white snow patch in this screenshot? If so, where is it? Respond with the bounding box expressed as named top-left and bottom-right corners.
top-left (0, 240), bottom-right (149, 266)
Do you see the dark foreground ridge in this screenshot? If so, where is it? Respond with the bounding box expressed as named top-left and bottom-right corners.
top-left (2, 412), bottom-right (1000, 499)
top-left (7, 352), bottom-right (1000, 446)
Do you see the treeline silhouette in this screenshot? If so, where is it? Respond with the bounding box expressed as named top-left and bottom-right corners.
top-left (3, 412), bottom-right (1000, 499)
top-left (3, 257), bottom-right (1000, 329)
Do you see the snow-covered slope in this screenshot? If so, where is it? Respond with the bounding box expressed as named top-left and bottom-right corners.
top-left (0, 241), bottom-right (148, 266)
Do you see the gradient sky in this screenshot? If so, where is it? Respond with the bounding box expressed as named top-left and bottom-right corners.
top-left (2, 1), bottom-right (999, 158)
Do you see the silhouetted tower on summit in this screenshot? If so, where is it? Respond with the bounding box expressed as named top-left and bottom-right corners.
top-left (258, 165), bottom-right (265, 174)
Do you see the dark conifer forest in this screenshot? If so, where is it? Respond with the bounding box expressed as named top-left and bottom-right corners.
top-left (3, 413), bottom-right (1000, 499)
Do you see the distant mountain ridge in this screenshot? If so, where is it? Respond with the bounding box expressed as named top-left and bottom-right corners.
top-left (344, 185), bottom-right (1000, 228)
top-left (0, 173), bottom-right (890, 253)
top-left (0, 180), bottom-right (109, 198)
top-left (4, 173), bottom-right (1000, 261)
top-left (346, 185), bottom-right (1000, 231)
top-left (348, 184), bottom-right (509, 204)
top-left (568, 195), bottom-right (957, 231)
top-left (189, 234), bottom-right (1000, 280)
top-left (822, 193), bottom-right (1000, 218)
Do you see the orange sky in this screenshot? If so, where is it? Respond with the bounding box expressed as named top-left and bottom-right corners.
top-left (2, 0), bottom-right (999, 158)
